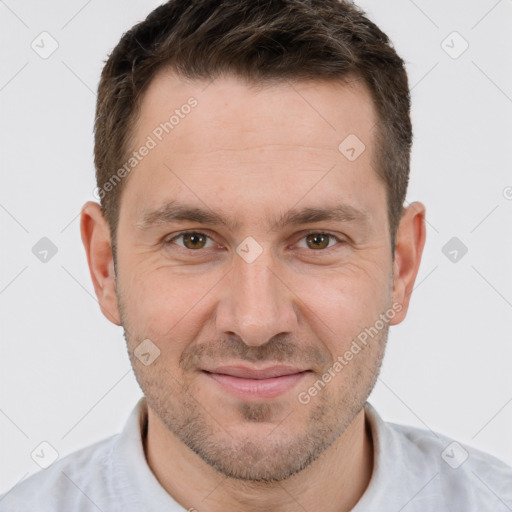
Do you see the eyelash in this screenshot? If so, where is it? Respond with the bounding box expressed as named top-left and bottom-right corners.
top-left (163, 230), bottom-right (345, 254)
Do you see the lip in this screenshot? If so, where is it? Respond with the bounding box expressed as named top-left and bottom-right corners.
top-left (204, 365), bottom-right (307, 379)
top-left (202, 365), bottom-right (311, 400)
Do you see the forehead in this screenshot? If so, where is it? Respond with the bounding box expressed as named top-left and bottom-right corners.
top-left (134, 69), bottom-right (377, 152)
top-left (120, 69), bottom-right (385, 231)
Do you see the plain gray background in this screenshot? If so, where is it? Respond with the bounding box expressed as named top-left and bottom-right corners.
top-left (1, 0), bottom-right (511, 493)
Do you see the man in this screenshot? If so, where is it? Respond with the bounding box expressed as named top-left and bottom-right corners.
top-left (2, 0), bottom-right (511, 510)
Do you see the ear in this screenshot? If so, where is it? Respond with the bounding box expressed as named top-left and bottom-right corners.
top-left (389, 201), bottom-right (427, 325)
top-left (80, 201), bottom-right (121, 326)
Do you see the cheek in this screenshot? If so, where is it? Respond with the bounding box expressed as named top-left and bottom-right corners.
top-left (121, 268), bottom-right (217, 344)
top-left (290, 263), bottom-right (390, 343)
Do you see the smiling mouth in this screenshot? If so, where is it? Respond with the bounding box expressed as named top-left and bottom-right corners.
top-left (202, 365), bottom-right (311, 399)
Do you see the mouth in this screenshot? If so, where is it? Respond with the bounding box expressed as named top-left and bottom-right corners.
top-left (202, 365), bottom-right (311, 400)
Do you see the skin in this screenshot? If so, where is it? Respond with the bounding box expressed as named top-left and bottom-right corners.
top-left (80, 69), bottom-right (426, 512)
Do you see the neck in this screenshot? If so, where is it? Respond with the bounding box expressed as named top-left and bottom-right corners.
top-left (144, 405), bottom-right (374, 512)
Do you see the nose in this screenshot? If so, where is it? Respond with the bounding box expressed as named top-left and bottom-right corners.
top-left (215, 246), bottom-right (298, 347)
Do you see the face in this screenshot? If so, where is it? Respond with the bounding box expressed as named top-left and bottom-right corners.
top-left (97, 70), bottom-right (406, 482)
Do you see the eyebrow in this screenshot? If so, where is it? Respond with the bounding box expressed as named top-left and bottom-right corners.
top-left (136, 200), bottom-right (370, 232)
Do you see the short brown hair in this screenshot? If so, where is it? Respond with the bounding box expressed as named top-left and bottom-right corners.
top-left (94, 0), bottom-right (411, 259)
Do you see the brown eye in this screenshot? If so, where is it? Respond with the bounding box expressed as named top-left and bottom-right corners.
top-left (181, 232), bottom-right (208, 249)
top-left (166, 231), bottom-right (215, 251)
top-left (304, 233), bottom-right (334, 250)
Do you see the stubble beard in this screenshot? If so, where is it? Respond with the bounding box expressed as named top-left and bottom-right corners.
top-left (121, 322), bottom-right (387, 482)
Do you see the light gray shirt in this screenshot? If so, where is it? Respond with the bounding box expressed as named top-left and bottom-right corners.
top-left (1, 397), bottom-right (511, 511)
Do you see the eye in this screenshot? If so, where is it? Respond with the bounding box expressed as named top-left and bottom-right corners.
top-left (165, 231), bottom-right (217, 251)
top-left (296, 231), bottom-right (343, 251)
